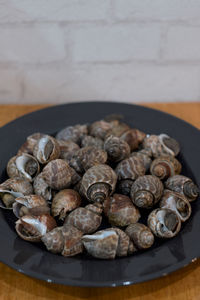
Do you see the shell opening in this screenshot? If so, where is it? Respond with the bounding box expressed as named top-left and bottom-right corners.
top-left (38, 136), bottom-right (54, 162)
top-left (157, 210), bottom-right (179, 234)
top-left (16, 155), bottom-right (38, 180)
top-left (159, 134), bottom-right (179, 156)
top-left (82, 230), bottom-right (117, 241)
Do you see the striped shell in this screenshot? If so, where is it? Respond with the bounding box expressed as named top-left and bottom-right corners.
top-left (57, 140), bottom-right (80, 160)
top-left (51, 189), bottom-right (81, 220)
top-left (64, 203), bottom-right (102, 234)
top-left (89, 120), bottom-right (112, 140)
top-left (56, 124), bottom-right (88, 145)
top-left (143, 134), bottom-right (180, 157)
top-left (165, 175), bottom-right (199, 202)
top-left (17, 133), bottom-right (45, 155)
top-left (7, 154), bottom-right (40, 182)
top-left (150, 155), bottom-right (182, 180)
top-left (0, 177), bottom-right (33, 195)
top-left (130, 175), bottom-right (164, 208)
top-left (104, 194), bottom-right (140, 227)
top-left (33, 135), bottom-right (60, 164)
top-left (42, 159), bottom-right (80, 190)
top-left (115, 156), bottom-right (146, 181)
top-left (121, 129), bottom-right (146, 151)
top-left (81, 135), bottom-right (104, 149)
top-left (131, 149), bottom-right (152, 172)
top-left (79, 147), bottom-right (107, 171)
top-left (147, 208), bottom-right (181, 238)
top-left (81, 164), bottom-right (117, 203)
top-left (33, 173), bottom-right (52, 202)
top-left (125, 223), bottom-right (154, 249)
top-left (160, 190), bottom-right (191, 222)
top-left (104, 135), bottom-right (130, 162)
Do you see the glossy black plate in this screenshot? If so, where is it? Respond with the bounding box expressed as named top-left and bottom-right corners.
top-left (0, 102), bottom-right (199, 287)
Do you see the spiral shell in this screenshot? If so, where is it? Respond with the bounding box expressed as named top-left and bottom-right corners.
top-left (42, 225), bottom-right (84, 256)
top-left (79, 147), bottom-right (107, 171)
top-left (64, 203), bottom-right (102, 234)
top-left (115, 156), bottom-right (146, 181)
top-left (121, 129), bottom-right (146, 151)
top-left (42, 159), bottom-right (80, 190)
top-left (148, 208), bottom-right (181, 238)
top-left (57, 140), bottom-right (80, 160)
top-left (131, 149), bottom-right (152, 172)
top-left (13, 194), bottom-right (49, 218)
top-left (51, 189), bottom-right (81, 220)
top-left (165, 175), bottom-right (199, 202)
top-left (106, 122), bottom-right (130, 138)
top-left (33, 173), bottom-right (52, 202)
top-left (33, 135), bottom-right (60, 164)
top-left (81, 135), bottom-right (104, 149)
top-left (7, 154), bottom-right (40, 182)
top-left (56, 124), bottom-right (88, 145)
top-left (15, 214), bottom-right (56, 242)
top-left (125, 223), bottom-right (154, 249)
top-left (17, 133), bottom-right (45, 155)
top-left (150, 156), bottom-right (181, 180)
top-left (82, 229), bottom-right (119, 259)
top-left (104, 135), bottom-right (130, 162)
top-left (143, 134), bottom-right (180, 157)
top-left (117, 179), bottom-right (134, 196)
top-left (80, 164), bottom-right (117, 203)
top-left (160, 190), bottom-right (191, 222)
top-left (0, 177), bottom-right (33, 195)
top-left (104, 194), bottom-right (140, 227)
top-left (112, 228), bottom-right (137, 256)
top-left (130, 175), bottom-right (164, 209)
top-left (89, 120), bottom-right (112, 140)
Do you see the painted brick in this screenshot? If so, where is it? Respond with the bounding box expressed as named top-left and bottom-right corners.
top-left (71, 25), bottom-right (161, 62)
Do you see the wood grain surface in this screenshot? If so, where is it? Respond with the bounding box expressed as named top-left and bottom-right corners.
top-left (0, 102), bottom-right (199, 300)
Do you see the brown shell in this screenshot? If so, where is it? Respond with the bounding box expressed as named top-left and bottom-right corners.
top-left (15, 214), bottom-right (56, 242)
top-left (131, 150), bottom-right (152, 172)
top-left (131, 175), bottom-right (164, 209)
top-left (160, 190), bottom-right (191, 222)
top-left (57, 140), bottom-right (80, 160)
top-left (89, 120), bottom-right (112, 140)
top-left (121, 129), bottom-right (146, 151)
top-left (110, 228), bottom-right (137, 257)
top-left (17, 133), bottom-right (45, 155)
top-left (104, 194), bottom-right (140, 227)
top-left (42, 159), bottom-right (80, 190)
top-left (81, 135), bottom-right (104, 149)
top-left (80, 164), bottom-right (117, 203)
top-left (64, 203), bottom-right (102, 234)
top-left (115, 156), bottom-right (146, 181)
top-left (106, 122), bottom-right (130, 138)
top-left (0, 189), bottom-right (23, 209)
top-left (51, 189), bottom-right (81, 220)
top-left (7, 154), bottom-right (40, 182)
top-left (165, 175), bottom-right (199, 202)
top-left (56, 124), bottom-right (88, 145)
top-left (150, 155), bottom-right (182, 180)
top-left (104, 135), bottom-right (130, 162)
top-left (125, 223), bottom-right (154, 249)
top-left (41, 227), bottom-right (64, 253)
top-left (147, 208), bottom-right (181, 238)
top-left (0, 177), bottom-right (33, 195)
top-left (143, 134), bottom-right (180, 157)
top-left (82, 229), bottom-right (119, 259)
top-left (33, 135), bottom-right (60, 164)
top-left (61, 224), bottom-right (84, 257)
top-left (33, 173), bottom-right (52, 202)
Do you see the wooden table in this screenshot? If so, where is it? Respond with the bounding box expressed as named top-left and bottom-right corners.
top-left (0, 103), bottom-right (199, 300)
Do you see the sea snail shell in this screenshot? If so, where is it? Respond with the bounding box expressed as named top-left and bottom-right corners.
top-left (104, 194), bottom-right (140, 227)
top-left (165, 175), bottom-right (199, 202)
top-left (80, 164), bottom-right (117, 203)
top-left (15, 214), bottom-right (56, 242)
top-left (51, 189), bottom-right (81, 220)
top-left (104, 135), bottom-right (130, 162)
top-left (33, 135), bottom-right (60, 164)
top-left (17, 132), bottom-right (45, 155)
top-left (131, 175), bottom-right (164, 209)
top-left (120, 129), bottom-right (146, 151)
top-left (147, 208), bottom-right (181, 238)
top-left (143, 134), bottom-right (180, 157)
top-left (7, 154), bottom-right (40, 182)
top-left (159, 190), bottom-right (191, 222)
top-left (81, 135), bottom-right (104, 149)
top-left (56, 124), bottom-right (88, 145)
top-left (150, 155), bottom-right (182, 180)
top-left (115, 156), bottom-right (146, 182)
top-left (125, 223), bottom-right (154, 249)
top-left (131, 149), bottom-right (152, 172)
top-left (64, 203), bottom-right (102, 234)
top-left (33, 173), bottom-right (52, 202)
top-left (42, 225), bottom-right (84, 257)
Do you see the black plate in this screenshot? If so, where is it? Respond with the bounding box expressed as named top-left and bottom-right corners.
top-left (0, 102), bottom-right (199, 287)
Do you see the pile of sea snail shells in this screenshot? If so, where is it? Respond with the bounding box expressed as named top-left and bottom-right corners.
top-left (0, 115), bottom-right (199, 259)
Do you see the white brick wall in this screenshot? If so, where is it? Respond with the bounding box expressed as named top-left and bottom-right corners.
top-left (0, 0), bottom-right (200, 104)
